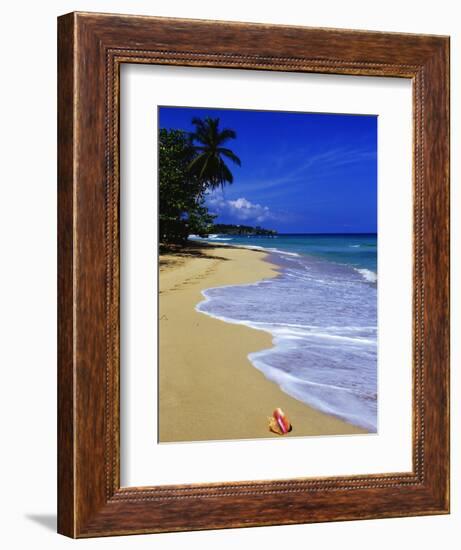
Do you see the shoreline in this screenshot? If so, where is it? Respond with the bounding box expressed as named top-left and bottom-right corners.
top-left (159, 242), bottom-right (367, 442)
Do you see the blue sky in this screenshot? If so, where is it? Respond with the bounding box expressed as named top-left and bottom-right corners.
top-left (159, 106), bottom-right (377, 233)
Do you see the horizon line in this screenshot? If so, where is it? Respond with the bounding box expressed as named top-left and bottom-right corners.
top-left (275, 231), bottom-right (377, 234)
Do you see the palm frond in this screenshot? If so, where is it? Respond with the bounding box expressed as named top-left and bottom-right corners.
top-left (216, 128), bottom-right (237, 144)
top-left (217, 147), bottom-right (242, 166)
top-left (219, 161), bottom-right (234, 184)
top-left (188, 116), bottom-right (240, 191)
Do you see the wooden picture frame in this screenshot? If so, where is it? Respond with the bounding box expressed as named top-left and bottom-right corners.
top-left (57, 12), bottom-right (450, 538)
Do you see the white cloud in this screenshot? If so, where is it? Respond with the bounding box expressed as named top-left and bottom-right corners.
top-left (208, 195), bottom-right (272, 223)
top-left (228, 198), bottom-right (271, 222)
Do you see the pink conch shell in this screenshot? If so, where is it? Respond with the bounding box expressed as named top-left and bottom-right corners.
top-left (268, 408), bottom-right (292, 435)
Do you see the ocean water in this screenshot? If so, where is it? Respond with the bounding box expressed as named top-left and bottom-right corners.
top-left (194, 234), bottom-right (377, 432)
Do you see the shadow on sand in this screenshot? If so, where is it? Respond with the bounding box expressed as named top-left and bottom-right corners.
top-left (159, 241), bottom-right (231, 265)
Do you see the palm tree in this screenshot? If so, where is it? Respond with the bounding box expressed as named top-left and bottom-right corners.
top-left (188, 117), bottom-right (241, 190)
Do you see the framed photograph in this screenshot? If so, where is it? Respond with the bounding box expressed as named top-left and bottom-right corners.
top-left (57, 12), bottom-right (450, 537)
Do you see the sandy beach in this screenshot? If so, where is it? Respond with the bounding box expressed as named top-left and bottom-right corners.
top-left (159, 243), bottom-right (366, 442)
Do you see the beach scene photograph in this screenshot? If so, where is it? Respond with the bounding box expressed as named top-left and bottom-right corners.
top-left (158, 106), bottom-right (377, 443)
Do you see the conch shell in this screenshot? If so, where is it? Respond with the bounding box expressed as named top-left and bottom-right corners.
top-left (268, 407), bottom-right (292, 435)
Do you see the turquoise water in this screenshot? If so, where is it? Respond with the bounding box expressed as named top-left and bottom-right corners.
top-left (213, 233), bottom-right (377, 275)
top-left (192, 233), bottom-right (378, 431)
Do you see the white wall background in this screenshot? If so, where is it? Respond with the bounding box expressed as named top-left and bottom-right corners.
top-left (0, 1), bottom-right (457, 548)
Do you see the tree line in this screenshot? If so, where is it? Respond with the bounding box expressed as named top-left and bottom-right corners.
top-left (211, 224), bottom-right (277, 236)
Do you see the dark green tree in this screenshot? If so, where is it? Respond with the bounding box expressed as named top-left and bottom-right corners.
top-left (188, 117), bottom-right (241, 190)
top-left (159, 129), bottom-right (214, 243)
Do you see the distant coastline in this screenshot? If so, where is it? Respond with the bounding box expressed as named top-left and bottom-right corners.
top-left (208, 223), bottom-right (277, 237)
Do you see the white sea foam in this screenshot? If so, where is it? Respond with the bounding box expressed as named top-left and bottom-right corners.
top-left (188, 235), bottom-right (303, 257)
top-left (188, 234), bottom-right (232, 242)
top-left (232, 244), bottom-right (300, 257)
top-left (196, 299), bottom-right (375, 347)
top-left (354, 268), bottom-right (378, 283)
top-left (265, 247), bottom-right (300, 257)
